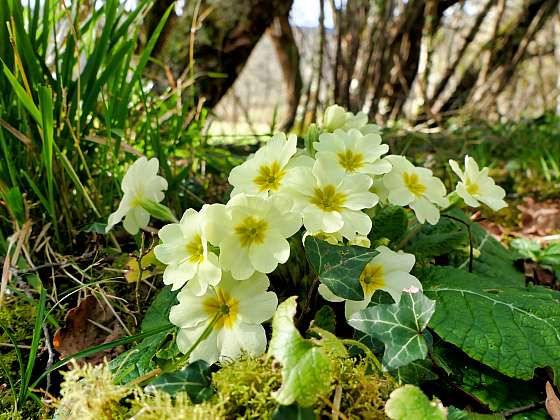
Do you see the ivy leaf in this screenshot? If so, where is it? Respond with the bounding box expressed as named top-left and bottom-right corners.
top-left (268, 296), bottom-right (333, 407)
top-left (272, 403), bottom-right (317, 420)
top-left (145, 360), bottom-right (214, 403)
top-left (305, 236), bottom-right (377, 300)
top-left (385, 385), bottom-right (446, 420)
top-left (424, 266), bottom-right (560, 382)
top-left (370, 205), bottom-right (409, 244)
top-left (348, 291), bottom-right (435, 369)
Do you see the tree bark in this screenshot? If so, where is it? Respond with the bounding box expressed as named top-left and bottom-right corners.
top-left (145, 0), bottom-right (294, 109)
top-left (269, 12), bottom-right (303, 131)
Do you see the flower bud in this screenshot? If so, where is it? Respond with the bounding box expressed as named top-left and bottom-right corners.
top-left (323, 105), bottom-right (347, 131)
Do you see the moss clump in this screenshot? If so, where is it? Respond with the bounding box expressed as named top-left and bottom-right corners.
top-left (212, 356), bottom-right (281, 419)
top-left (127, 391), bottom-right (223, 420)
top-left (316, 357), bottom-right (397, 419)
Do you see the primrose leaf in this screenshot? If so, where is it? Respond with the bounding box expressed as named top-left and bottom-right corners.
top-left (404, 215), bottom-right (467, 257)
top-left (424, 266), bottom-right (560, 382)
top-left (145, 360), bottom-right (214, 403)
top-left (268, 296), bottom-right (333, 407)
top-left (348, 291), bottom-right (435, 369)
top-left (305, 236), bottom-right (377, 300)
top-left (385, 385), bottom-right (447, 420)
top-left (109, 286), bottom-right (177, 384)
top-left (370, 205), bottom-right (409, 243)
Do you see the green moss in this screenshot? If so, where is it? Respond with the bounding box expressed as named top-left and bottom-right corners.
top-left (316, 357), bottom-right (396, 419)
top-left (212, 356), bottom-right (281, 419)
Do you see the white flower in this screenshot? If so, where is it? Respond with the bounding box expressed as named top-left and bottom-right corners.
top-left (318, 246), bottom-right (421, 319)
top-left (170, 271), bottom-right (277, 365)
top-left (106, 157), bottom-right (168, 234)
top-left (314, 128), bottom-right (391, 177)
top-left (283, 159), bottom-right (378, 240)
top-left (383, 156), bottom-right (448, 225)
top-left (228, 133), bottom-right (299, 197)
top-left (204, 194), bottom-right (302, 280)
top-left (323, 105), bottom-right (347, 131)
top-left (449, 156), bottom-right (507, 211)
top-left (323, 104), bottom-right (381, 134)
top-left (153, 208), bottom-right (221, 295)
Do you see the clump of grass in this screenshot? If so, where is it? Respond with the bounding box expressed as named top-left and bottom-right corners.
top-left (212, 356), bottom-right (281, 418)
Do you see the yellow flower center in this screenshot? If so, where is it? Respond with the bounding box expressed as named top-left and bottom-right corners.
top-left (403, 172), bottom-right (426, 197)
top-left (359, 263), bottom-right (385, 296)
top-left (234, 216), bottom-right (268, 247)
top-left (203, 288), bottom-right (239, 329)
top-left (185, 234), bottom-right (205, 264)
top-left (337, 150), bottom-right (364, 172)
top-left (465, 178), bottom-right (479, 195)
top-left (310, 185), bottom-right (346, 212)
top-left (254, 161), bottom-right (286, 192)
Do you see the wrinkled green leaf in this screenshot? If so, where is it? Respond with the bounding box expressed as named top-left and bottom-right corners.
top-left (312, 305), bottom-right (336, 333)
top-left (145, 360), bottom-right (214, 403)
top-left (305, 237), bottom-right (378, 300)
top-left (433, 344), bottom-right (543, 412)
top-left (268, 296), bottom-right (333, 407)
top-left (424, 266), bottom-right (560, 382)
top-left (385, 385), bottom-right (446, 420)
top-left (405, 216), bottom-right (467, 257)
top-left (370, 205), bottom-right (409, 243)
top-left (272, 403), bottom-right (316, 420)
top-left (348, 291), bottom-right (435, 369)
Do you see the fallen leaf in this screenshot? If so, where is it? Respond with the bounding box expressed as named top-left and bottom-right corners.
top-left (53, 295), bottom-right (124, 364)
top-left (518, 197), bottom-right (560, 236)
top-left (546, 381), bottom-right (560, 420)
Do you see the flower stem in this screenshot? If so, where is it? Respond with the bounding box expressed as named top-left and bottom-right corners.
top-left (173, 312), bottom-right (222, 370)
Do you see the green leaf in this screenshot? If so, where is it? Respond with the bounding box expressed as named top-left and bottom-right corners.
top-left (145, 360), bottom-right (214, 403)
top-left (424, 266), bottom-right (560, 382)
top-left (305, 237), bottom-right (378, 300)
top-left (109, 287), bottom-right (178, 383)
top-left (370, 205), bottom-right (408, 243)
top-left (268, 296), bottom-right (333, 407)
top-left (384, 385), bottom-right (446, 420)
top-left (448, 407), bottom-right (504, 420)
top-left (272, 403), bottom-right (317, 420)
top-left (394, 359), bottom-right (438, 385)
top-left (312, 306), bottom-right (336, 333)
top-left (404, 216), bottom-right (467, 257)
top-left (433, 343), bottom-right (543, 412)
top-left (348, 291), bottom-right (435, 369)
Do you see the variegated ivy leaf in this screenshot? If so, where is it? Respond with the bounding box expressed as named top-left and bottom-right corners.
top-left (348, 291), bottom-right (435, 369)
top-left (305, 236), bottom-right (378, 301)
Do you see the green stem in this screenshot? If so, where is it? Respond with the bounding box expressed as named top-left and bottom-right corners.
top-left (342, 338), bottom-right (383, 373)
top-left (173, 312), bottom-right (222, 370)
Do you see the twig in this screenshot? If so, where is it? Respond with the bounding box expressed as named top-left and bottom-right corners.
top-left (42, 325), bottom-right (55, 392)
top-left (320, 395), bottom-right (349, 420)
top-left (500, 402), bottom-right (544, 417)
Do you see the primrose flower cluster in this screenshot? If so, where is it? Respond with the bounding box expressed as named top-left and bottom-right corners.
top-left (106, 104), bottom-right (507, 365)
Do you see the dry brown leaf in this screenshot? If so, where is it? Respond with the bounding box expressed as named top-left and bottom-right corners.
top-left (546, 381), bottom-right (560, 420)
top-left (53, 295), bottom-right (124, 365)
top-left (518, 197), bottom-right (560, 236)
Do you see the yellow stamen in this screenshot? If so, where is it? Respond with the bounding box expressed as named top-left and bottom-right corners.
top-left (185, 234), bottom-right (205, 264)
top-left (337, 150), bottom-right (364, 172)
top-left (359, 263), bottom-right (385, 296)
top-left (254, 161), bottom-right (286, 192)
top-left (403, 172), bottom-right (426, 197)
top-left (203, 288), bottom-right (239, 329)
top-left (310, 185), bottom-right (346, 212)
top-left (234, 216), bottom-right (268, 247)
top-left (465, 179), bottom-right (479, 195)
